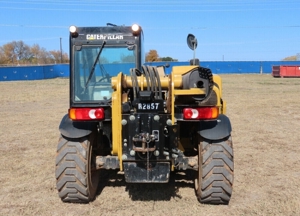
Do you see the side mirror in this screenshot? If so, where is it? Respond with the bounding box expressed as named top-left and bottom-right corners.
top-left (187, 34), bottom-right (198, 65)
top-left (187, 34), bottom-right (197, 50)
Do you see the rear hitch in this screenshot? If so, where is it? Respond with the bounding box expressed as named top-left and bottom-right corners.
top-left (132, 132), bottom-right (156, 152)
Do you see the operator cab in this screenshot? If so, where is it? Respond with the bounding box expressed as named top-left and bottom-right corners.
top-left (69, 24), bottom-right (144, 107)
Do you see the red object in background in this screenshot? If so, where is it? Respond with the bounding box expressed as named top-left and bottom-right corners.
top-left (272, 65), bottom-right (300, 77)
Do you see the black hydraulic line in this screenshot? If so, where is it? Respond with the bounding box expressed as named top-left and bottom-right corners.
top-left (130, 68), bottom-right (136, 99)
top-left (135, 68), bottom-right (142, 76)
top-left (152, 66), bottom-right (162, 99)
top-left (130, 68), bottom-right (140, 100)
top-left (142, 65), bottom-right (151, 91)
top-left (148, 66), bottom-right (158, 99)
top-left (147, 66), bottom-right (157, 98)
top-left (134, 68), bottom-right (142, 93)
top-left (150, 66), bottom-right (159, 99)
top-left (142, 66), bottom-right (150, 91)
top-left (133, 68), bottom-right (140, 97)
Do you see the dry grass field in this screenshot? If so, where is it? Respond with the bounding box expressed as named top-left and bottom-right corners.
top-left (0, 74), bottom-right (299, 216)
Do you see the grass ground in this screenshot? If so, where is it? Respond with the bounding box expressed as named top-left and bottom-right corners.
top-left (0, 74), bottom-right (299, 215)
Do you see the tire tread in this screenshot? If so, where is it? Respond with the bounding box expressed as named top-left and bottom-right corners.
top-left (55, 136), bottom-right (91, 203)
top-left (196, 136), bottom-right (234, 204)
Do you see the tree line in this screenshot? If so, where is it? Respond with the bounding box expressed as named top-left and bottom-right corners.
top-left (3, 42), bottom-right (294, 65)
top-left (0, 42), bottom-right (174, 66)
top-left (282, 55), bottom-right (299, 61)
top-left (0, 40), bottom-right (69, 66)
top-left (145, 50), bottom-right (178, 62)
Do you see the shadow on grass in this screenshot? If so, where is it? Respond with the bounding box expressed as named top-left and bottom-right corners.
top-left (96, 169), bottom-right (196, 201)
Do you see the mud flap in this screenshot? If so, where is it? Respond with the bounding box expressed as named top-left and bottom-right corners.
top-left (59, 114), bottom-right (97, 139)
top-left (123, 162), bottom-right (170, 183)
top-left (198, 114), bottom-right (232, 140)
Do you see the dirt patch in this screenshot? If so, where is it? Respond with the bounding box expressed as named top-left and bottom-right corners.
top-left (0, 75), bottom-right (299, 215)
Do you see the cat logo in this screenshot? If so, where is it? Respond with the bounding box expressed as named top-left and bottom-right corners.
top-left (86, 34), bottom-right (123, 40)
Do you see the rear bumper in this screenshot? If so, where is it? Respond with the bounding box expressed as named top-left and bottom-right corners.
top-left (123, 161), bottom-right (170, 183)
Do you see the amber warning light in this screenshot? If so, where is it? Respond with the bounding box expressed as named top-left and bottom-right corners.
top-left (69, 108), bottom-right (105, 120)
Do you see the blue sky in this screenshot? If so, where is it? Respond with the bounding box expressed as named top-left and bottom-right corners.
top-left (0, 0), bottom-right (299, 61)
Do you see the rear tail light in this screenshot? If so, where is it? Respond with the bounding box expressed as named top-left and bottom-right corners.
top-left (183, 107), bottom-right (219, 120)
top-left (69, 108), bottom-right (105, 120)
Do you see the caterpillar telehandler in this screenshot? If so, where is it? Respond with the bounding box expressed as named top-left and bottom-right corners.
top-left (55, 23), bottom-right (234, 204)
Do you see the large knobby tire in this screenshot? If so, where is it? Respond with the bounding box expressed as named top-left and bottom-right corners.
top-left (55, 132), bottom-right (100, 203)
top-left (195, 136), bottom-right (234, 204)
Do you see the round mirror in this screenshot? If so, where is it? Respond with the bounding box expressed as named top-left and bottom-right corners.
top-left (187, 34), bottom-right (198, 50)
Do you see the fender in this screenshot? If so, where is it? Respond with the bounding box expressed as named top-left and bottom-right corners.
top-left (59, 114), bottom-right (97, 139)
top-left (198, 114), bottom-right (232, 140)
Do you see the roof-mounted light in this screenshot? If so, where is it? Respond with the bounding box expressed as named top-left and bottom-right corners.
top-left (131, 24), bottom-right (141, 35)
top-left (132, 24), bottom-right (140, 32)
top-left (69, 25), bottom-right (77, 33)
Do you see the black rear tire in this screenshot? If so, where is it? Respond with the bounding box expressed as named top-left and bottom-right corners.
top-left (195, 136), bottom-right (234, 204)
top-left (55, 132), bottom-right (100, 203)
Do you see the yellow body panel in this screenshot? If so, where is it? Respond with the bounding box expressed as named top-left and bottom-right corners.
top-left (111, 73), bottom-right (123, 170)
top-left (169, 65), bottom-right (223, 124)
top-left (111, 66), bottom-right (226, 170)
top-left (212, 74), bottom-right (226, 114)
top-left (212, 74), bottom-right (222, 98)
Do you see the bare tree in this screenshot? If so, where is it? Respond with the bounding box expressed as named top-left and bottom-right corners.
top-left (160, 56), bottom-right (178, 62)
top-left (12, 41), bottom-right (31, 64)
top-left (146, 50), bottom-right (160, 62)
top-left (282, 55), bottom-right (297, 61)
top-left (49, 50), bottom-right (69, 64)
top-left (0, 48), bottom-right (5, 65)
top-left (0, 40), bottom-right (69, 65)
top-left (2, 42), bottom-right (15, 64)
